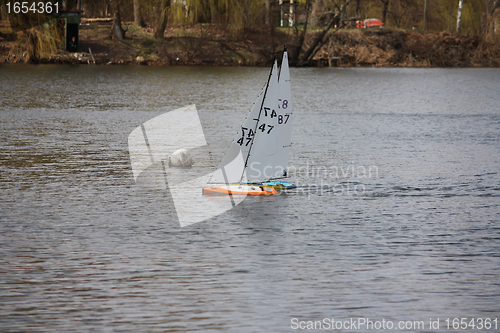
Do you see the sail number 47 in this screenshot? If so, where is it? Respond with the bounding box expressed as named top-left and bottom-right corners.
top-left (237, 123), bottom-right (274, 146)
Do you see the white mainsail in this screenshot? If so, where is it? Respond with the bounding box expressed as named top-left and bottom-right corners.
top-left (271, 50), bottom-right (293, 178)
top-left (248, 50), bottom-right (293, 181)
top-left (210, 50), bottom-right (292, 184)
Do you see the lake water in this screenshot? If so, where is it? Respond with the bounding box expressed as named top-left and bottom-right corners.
top-left (1, 64), bottom-right (499, 332)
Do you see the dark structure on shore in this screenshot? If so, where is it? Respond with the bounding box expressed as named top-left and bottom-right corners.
top-left (52, 9), bottom-right (82, 52)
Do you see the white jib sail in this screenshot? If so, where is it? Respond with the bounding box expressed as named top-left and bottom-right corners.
top-left (210, 60), bottom-right (279, 184)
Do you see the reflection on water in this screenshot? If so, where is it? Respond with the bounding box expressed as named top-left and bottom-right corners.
top-left (1, 64), bottom-right (500, 332)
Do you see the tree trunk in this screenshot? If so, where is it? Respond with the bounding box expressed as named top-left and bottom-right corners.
top-left (292, 0), bottom-right (312, 65)
top-left (265, 0), bottom-right (271, 27)
top-left (133, 0), bottom-right (145, 27)
top-left (340, 0), bottom-right (347, 23)
top-left (381, 0), bottom-right (389, 25)
top-left (210, 0), bottom-right (217, 24)
top-left (310, 0), bottom-right (323, 27)
top-left (155, 1), bottom-right (170, 39)
top-left (423, 0), bottom-right (427, 31)
top-left (355, 0), bottom-right (361, 17)
top-left (485, 1), bottom-right (500, 36)
top-left (495, 8), bottom-right (500, 34)
top-left (111, 4), bottom-right (126, 41)
top-left (456, 0), bottom-right (464, 34)
top-left (280, 0), bottom-right (284, 27)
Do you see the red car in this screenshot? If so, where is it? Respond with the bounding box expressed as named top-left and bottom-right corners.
top-left (363, 18), bottom-right (384, 28)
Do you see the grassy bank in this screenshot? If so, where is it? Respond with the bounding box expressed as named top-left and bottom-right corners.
top-left (1, 20), bottom-right (499, 67)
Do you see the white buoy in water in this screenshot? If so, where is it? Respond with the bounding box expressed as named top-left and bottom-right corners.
top-left (168, 148), bottom-right (194, 167)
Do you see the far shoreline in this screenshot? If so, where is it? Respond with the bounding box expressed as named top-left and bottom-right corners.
top-left (1, 23), bottom-right (499, 68)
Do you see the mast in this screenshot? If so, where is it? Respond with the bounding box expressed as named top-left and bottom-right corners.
top-left (238, 58), bottom-right (277, 184)
top-left (278, 45), bottom-right (287, 81)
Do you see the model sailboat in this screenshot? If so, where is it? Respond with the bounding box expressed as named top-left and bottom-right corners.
top-left (203, 48), bottom-right (295, 196)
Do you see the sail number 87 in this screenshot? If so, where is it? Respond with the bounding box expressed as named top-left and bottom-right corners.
top-left (278, 114), bottom-right (289, 124)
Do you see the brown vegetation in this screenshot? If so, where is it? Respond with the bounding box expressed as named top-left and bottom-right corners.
top-left (1, 20), bottom-right (499, 67)
top-left (319, 29), bottom-right (500, 67)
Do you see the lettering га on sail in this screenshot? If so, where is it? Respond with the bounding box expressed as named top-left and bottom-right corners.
top-left (210, 60), bottom-right (278, 184)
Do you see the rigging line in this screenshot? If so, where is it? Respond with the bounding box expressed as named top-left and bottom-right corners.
top-left (239, 56), bottom-right (277, 184)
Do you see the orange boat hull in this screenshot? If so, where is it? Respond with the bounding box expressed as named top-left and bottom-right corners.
top-left (202, 185), bottom-right (277, 196)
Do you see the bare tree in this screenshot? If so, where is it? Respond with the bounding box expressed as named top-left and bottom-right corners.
top-left (355, 0), bottom-right (362, 17)
top-left (110, 2), bottom-right (126, 40)
top-left (155, 0), bottom-right (170, 38)
top-left (299, 0), bottom-right (353, 65)
top-left (292, 0), bottom-right (312, 64)
top-left (134, 0), bottom-right (145, 27)
top-left (423, 0), bottom-right (427, 30)
top-left (485, 0), bottom-right (499, 36)
top-left (456, 0), bottom-right (464, 34)
top-left (380, 0), bottom-right (389, 25)
top-left (310, 0), bottom-right (323, 27)
top-left (265, 0), bottom-right (271, 26)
